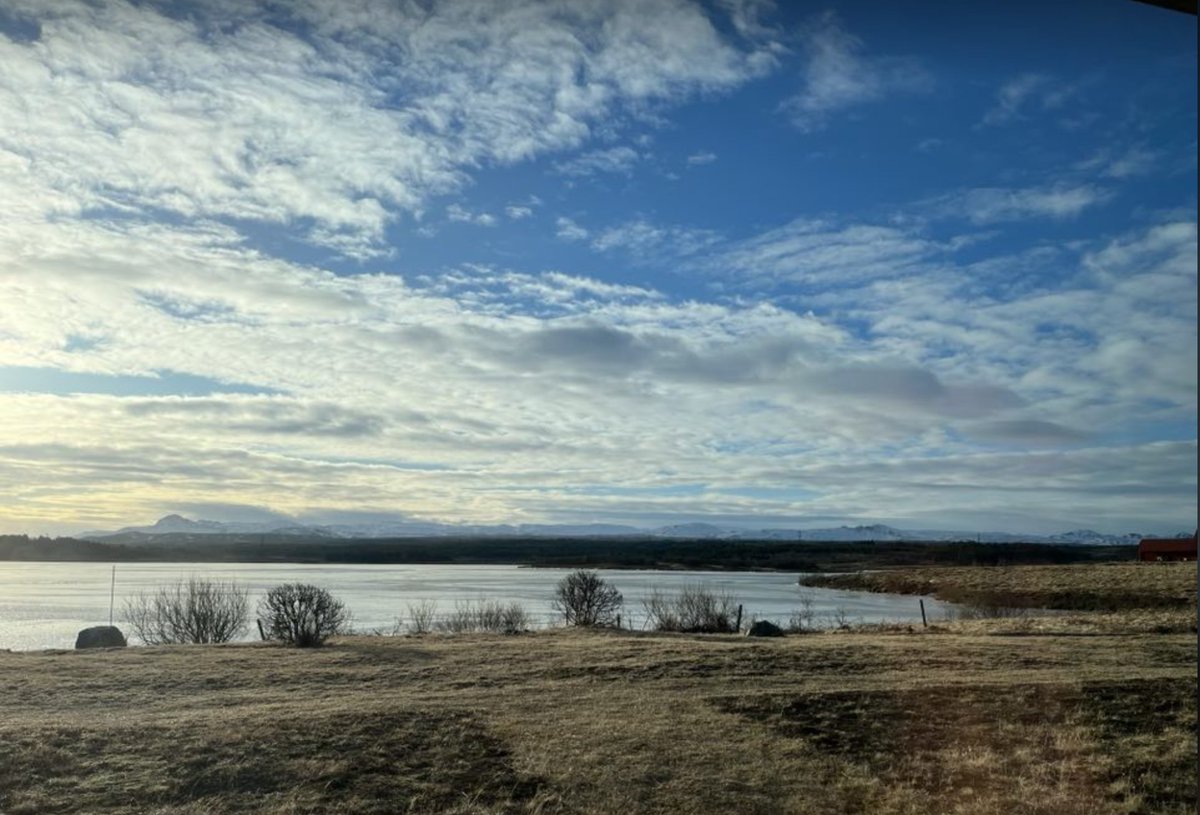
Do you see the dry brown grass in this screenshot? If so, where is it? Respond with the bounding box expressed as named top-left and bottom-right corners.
top-left (800, 562), bottom-right (1197, 612)
top-left (1, 610), bottom-right (1195, 814)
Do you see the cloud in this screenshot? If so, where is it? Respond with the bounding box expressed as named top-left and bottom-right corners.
top-left (0, 3), bottom-right (1192, 536)
top-left (980, 73), bottom-right (1077, 126)
top-left (717, 218), bottom-right (947, 287)
top-left (686, 151), bottom-right (717, 165)
top-left (447, 204), bottom-right (497, 227)
top-left (801, 365), bottom-right (1024, 419)
top-left (553, 146), bottom-right (640, 177)
top-left (930, 184), bottom-right (1113, 224)
top-left (966, 419), bottom-right (1091, 446)
top-left (123, 396), bottom-right (388, 438)
top-left (555, 216), bottom-right (590, 241)
top-left (780, 11), bottom-right (930, 132)
top-left (589, 218), bottom-right (721, 258)
top-left (1075, 146), bottom-right (1159, 180)
top-left (1, 208), bottom-right (1194, 536)
top-left (0, 0), bottom-right (772, 253)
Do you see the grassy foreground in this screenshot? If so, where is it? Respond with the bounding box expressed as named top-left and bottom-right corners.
top-left (800, 562), bottom-right (1197, 612)
top-left (1, 606), bottom-right (1196, 814)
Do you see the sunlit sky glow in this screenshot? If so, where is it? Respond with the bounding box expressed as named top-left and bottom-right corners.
top-left (0, 0), bottom-right (1195, 536)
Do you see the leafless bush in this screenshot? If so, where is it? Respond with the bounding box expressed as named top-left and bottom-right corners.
top-left (405, 599), bottom-right (438, 634)
top-left (553, 569), bottom-right (623, 627)
top-left (642, 584), bottom-right (740, 633)
top-left (436, 599), bottom-right (529, 634)
top-left (258, 583), bottom-right (349, 647)
top-left (123, 578), bottom-right (249, 645)
top-left (786, 592), bottom-right (818, 633)
top-left (827, 607), bottom-right (853, 629)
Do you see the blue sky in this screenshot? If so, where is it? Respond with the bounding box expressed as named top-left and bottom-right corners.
top-left (0, 0), bottom-right (1195, 535)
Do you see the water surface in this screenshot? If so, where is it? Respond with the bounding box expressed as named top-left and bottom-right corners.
top-left (0, 562), bottom-right (958, 651)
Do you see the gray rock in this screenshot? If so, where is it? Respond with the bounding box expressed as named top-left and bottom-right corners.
top-left (739, 619), bottom-right (787, 638)
top-left (75, 626), bottom-right (127, 649)
top-left (745, 620), bottom-right (785, 637)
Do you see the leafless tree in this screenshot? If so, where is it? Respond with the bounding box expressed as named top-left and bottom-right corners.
top-left (124, 578), bottom-right (249, 645)
top-left (553, 569), bottom-right (623, 627)
top-left (258, 583), bottom-right (349, 647)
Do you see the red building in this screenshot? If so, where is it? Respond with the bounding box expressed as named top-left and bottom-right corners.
top-left (1137, 534), bottom-right (1198, 562)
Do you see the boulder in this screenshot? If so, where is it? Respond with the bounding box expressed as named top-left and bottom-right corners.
top-left (745, 620), bottom-right (785, 638)
top-left (75, 626), bottom-right (127, 649)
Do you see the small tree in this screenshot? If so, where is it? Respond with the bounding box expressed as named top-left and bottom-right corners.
top-left (124, 578), bottom-right (249, 645)
top-left (258, 583), bottom-right (349, 647)
top-left (553, 569), bottom-right (623, 627)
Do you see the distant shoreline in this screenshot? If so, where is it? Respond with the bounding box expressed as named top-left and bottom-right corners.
top-left (0, 534), bottom-right (1135, 572)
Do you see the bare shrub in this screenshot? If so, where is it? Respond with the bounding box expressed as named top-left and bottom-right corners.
top-left (642, 584), bottom-right (740, 633)
top-left (436, 599), bottom-right (529, 634)
top-left (553, 569), bottom-right (623, 627)
top-left (123, 578), bottom-right (249, 645)
top-left (258, 583), bottom-right (349, 647)
top-left (826, 607), bottom-right (855, 629)
top-left (405, 599), bottom-right (438, 634)
top-left (786, 592), bottom-right (818, 633)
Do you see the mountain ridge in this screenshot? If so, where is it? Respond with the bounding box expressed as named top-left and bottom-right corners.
top-left (75, 515), bottom-right (1172, 546)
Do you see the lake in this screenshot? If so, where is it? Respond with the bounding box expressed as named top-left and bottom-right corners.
top-left (0, 562), bottom-right (959, 651)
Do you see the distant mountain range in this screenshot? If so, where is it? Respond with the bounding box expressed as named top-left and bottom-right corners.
top-left (75, 514), bottom-right (1176, 546)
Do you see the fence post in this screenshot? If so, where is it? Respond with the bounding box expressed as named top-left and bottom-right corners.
top-left (256, 619), bottom-right (267, 641)
top-left (919, 599), bottom-right (927, 628)
top-left (735, 604), bottom-right (743, 632)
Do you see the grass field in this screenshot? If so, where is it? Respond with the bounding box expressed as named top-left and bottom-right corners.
top-left (2, 563), bottom-right (1196, 815)
top-left (799, 562), bottom-right (1197, 612)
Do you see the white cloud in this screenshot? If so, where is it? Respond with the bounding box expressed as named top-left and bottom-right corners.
top-left (1, 208), bottom-right (1194, 534)
top-left (780, 11), bottom-right (930, 132)
top-left (553, 146), bottom-right (641, 177)
top-left (0, 2), bottom-right (1192, 536)
top-left (555, 216), bottom-right (590, 241)
top-left (1075, 146), bottom-right (1159, 180)
top-left (446, 203), bottom-right (498, 227)
top-left (931, 183), bottom-right (1113, 224)
top-left (590, 218), bottom-right (721, 258)
top-left (686, 151), bottom-right (717, 165)
top-left (980, 73), bottom-right (1078, 127)
top-left (717, 218), bottom-right (945, 287)
top-left (0, 0), bottom-right (773, 253)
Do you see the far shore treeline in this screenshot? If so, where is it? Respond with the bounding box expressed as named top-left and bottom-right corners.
top-left (0, 534), bottom-right (1135, 572)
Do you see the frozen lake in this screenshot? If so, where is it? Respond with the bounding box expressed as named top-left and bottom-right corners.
top-left (0, 562), bottom-right (959, 651)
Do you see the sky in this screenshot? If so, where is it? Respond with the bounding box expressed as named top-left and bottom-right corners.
top-left (0, 0), bottom-right (1196, 537)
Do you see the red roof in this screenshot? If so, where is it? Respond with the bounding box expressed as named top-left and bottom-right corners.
top-left (1138, 537), bottom-right (1197, 554)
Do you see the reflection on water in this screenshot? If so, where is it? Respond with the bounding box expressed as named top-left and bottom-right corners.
top-left (0, 562), bottom-right (958, 651)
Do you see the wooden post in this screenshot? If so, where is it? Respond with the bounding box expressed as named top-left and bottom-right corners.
top-left (919, 599), bottom-right (927, 628)
top-left (256, 619), bottom-right (267, 641)
top-left (735, 604), bottom-right (743, 632)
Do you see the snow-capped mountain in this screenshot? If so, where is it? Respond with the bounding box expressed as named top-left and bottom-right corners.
top-left (81, 514), bottom-right (340, 540)
top-left (77, 515), bottom-right (1173, 545)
